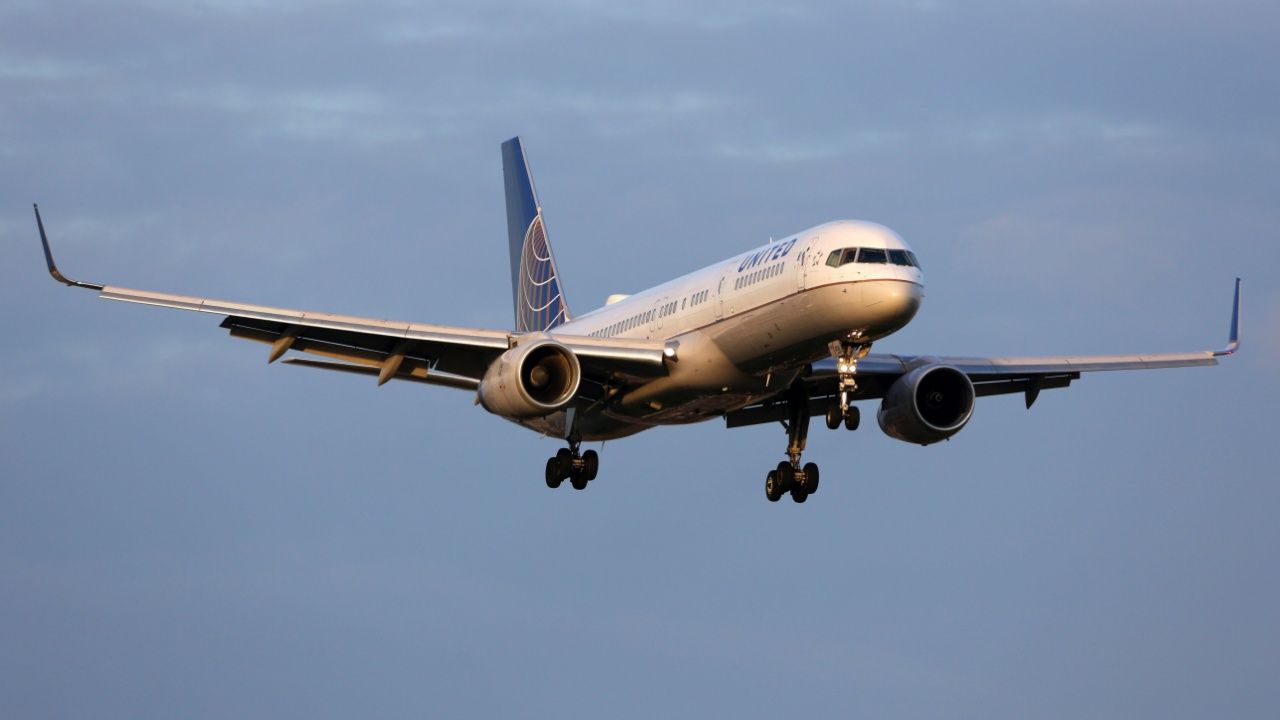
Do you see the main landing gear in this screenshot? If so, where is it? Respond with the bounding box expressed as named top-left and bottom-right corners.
top-left (546, 408), bottom-right (599, 491)
top-left (765, 380), bottom-right (821, 503)
top-left (545, 440), bottom-right (599, 490)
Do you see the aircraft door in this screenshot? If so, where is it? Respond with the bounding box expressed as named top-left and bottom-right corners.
top-left (797, 236), bottom-right (820, 290)
top-left (715, 276), bottom-right (725, 319)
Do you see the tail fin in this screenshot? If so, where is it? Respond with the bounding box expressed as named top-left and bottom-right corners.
top-left (502, 136), bottom-right (571, 333)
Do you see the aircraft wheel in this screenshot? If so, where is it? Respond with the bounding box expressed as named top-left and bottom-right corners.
top-left (570, 471), bottom-right (589, 490)
top-left (790, 486), bottom-right (809, 503)
top-left (844, 406), bottom-right (860, 431)
top-left (776, 462), bottom-right (795, 492)
top-left (545, 458), bottom-right (564, 488)
top-left (555, 447), bottom-right (573, 469)
top-left (825, 403), bottom-right (841, 430)
top-left (581, 449), bottom-right (599, 481)
top-left (802, 462), bottom-right (820, 494)
top-left (765, 471), bottom-right (784, 502)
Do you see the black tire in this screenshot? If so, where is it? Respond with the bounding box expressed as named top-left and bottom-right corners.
top-left (790, 486), bottom-right (809, 503)
top-left (581, 449), bottom-right (599, 481)
top-left (545, 458), bottom-right (564, 488)
top-left (802, 462), bottom-right (820, 494)
top-left (765, 471), bottom-right (783, 502)
top-left (776, 462), bottom-right (795, 492)
top-left (825, 403), bottom-right (841, 430)
top-left (570, 472), bottom-right (589, 490)
top-left (555, 447), bottom-right (573, 467)
top-left (844, 406), bottom-right (860, 431)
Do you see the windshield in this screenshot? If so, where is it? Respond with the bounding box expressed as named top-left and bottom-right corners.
top-left (856, 247), bottom-right (887, 264)
top-left (826, 246), bottom-right (919, 268)
top-left (888, 249), bottom-right (913, 266)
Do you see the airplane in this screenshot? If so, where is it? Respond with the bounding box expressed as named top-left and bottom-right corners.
top-left (33, 136), bottom-right (1241, 504)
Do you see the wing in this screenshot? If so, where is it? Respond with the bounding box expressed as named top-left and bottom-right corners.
top-left (727, 278), bottom-right (1240, 428)
top-left (33, 205), bottom-right (667, 393)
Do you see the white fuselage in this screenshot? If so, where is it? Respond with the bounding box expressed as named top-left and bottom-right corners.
top-left (536, 220), bottom-right (925, 439)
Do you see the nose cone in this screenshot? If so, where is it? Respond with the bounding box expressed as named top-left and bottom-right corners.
top-left (861, 279), bottom-right (923, 336)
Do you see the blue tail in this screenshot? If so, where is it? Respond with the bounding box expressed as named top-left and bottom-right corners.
top-left (502, 137), bottom-right (571, 333)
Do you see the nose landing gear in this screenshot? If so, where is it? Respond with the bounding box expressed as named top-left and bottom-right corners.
top-left (825, 339), bottom-right (869, 431)
top-left (825, 403), bottom-right (860, 431)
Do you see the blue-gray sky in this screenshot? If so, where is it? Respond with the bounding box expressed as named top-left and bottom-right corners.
top-left (2, 1), bottom-right (1278, 717)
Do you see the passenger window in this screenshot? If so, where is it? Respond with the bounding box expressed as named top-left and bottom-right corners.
top-left (856, 248), bottom-right (887, 264)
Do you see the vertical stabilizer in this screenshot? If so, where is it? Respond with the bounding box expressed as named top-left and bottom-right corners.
top-left (502, 137), bottom-right (571, 332)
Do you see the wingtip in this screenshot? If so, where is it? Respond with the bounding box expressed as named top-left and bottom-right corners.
top-left (1215, 277), bottom-right (1241, 356)
top-left (32, 204), bottom-right (104, 291)
top-left (33, 203), bottom-right (57, 273)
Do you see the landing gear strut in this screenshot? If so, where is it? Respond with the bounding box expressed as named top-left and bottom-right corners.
top-left (764, 380), bottom-right (822, 503)
top-left (545, 439), bottom-right (599, 490)
top-left (825, 338), bottom-right (869, 431)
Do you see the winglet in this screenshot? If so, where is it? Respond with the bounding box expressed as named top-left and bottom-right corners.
top-left (1214, 277), bottom-right (1241, 356)
top-left (33, 204), bottom-right (104, 291)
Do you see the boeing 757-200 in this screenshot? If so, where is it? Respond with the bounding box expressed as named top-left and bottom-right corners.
top-left (34, 137), bottom-right (1240, 504)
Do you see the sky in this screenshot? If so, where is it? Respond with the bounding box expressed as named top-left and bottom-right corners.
top-left (2, 0), bottom-right (1278, 717)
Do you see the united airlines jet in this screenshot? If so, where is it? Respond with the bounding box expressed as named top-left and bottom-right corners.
top-left (34, 137), bottom-right (1240, 504)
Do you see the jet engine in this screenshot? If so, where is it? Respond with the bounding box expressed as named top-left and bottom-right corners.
top-left (478, 339), bottom-right (581, 418)
top-left (877, 364), bottom-right (975, 445)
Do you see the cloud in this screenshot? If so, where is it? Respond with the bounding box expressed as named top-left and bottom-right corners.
top-left (137, 0), bottom-right (344, 16)
top-left (563, 0), bottom-right (808, 29)
top-left (952, 113), bottom-right (1174, 152)
top-left (708, 112), bottom-right (1175, 165)
top-left (42, 333), bottom-right (242, 399)
top-left (375, 22), bottom-right (487, 45)
top-left (1253, 297), bottom-right (1280, 362)
top-left (0, 56), bottom-right (98, 80)
top-left (167, 79), bottom-right (730, 144)
top-left (534, 89), bottom-right (733, 136)
top-left (0, 375), bottom-right (47, 403)
top-left (170, 85), bottom-right (423, 145)
top-left (713, 129), bottom-right (909, 163)
top-left (952, 187), bottom-right (1189, 293)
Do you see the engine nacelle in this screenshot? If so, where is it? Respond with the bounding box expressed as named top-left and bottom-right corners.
top-left (478, 338), bottom-right (581, 419)
top-left (877, 364), bottom-right (975, 445)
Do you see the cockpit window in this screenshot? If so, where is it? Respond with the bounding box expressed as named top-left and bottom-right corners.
top-left (888, 249), bottom-right (913, 267)
top-left (856, 247), bottom-right (887, 264)
top-left (907, 251), bottom-right (921, 269)
top-left (827, 249), bottom-right (859, 267)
